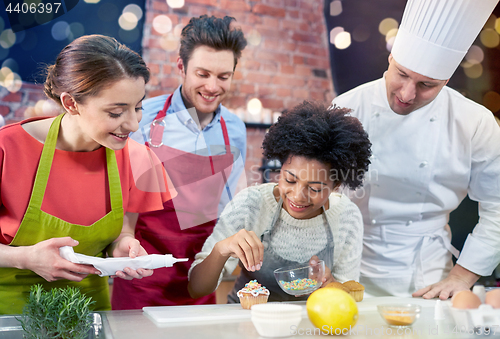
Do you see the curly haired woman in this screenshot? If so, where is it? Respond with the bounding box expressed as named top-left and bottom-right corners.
top-left (188, 101), bottom-right (372, 302)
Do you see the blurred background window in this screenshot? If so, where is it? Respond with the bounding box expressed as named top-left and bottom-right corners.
top-left (0, 0), bottom-right (146, 84)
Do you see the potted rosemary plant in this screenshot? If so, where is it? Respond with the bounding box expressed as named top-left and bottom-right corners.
top-left (19, 284), bottom-right (95, 339)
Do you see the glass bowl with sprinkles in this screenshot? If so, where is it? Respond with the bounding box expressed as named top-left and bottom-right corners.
top-left (274, 260), bottom-right (325, 296)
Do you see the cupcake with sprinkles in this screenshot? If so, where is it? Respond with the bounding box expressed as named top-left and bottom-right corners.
top-left (237, 280), bottom-right (270, 309)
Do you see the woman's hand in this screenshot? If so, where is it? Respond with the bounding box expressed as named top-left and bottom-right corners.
top-left (110, 235), bottom-right (153, 280)
top-left (215, 229), bottom-right (264, 272)
top-left (292, 256), bottom-right (334, 297)
top-left (308, 255), bottom-right (335, 288)
top-left (22, 237), bottom-right (101, 282)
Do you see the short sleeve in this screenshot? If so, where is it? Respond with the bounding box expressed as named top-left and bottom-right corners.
top-left (124, 139), bottom-right (177, 213)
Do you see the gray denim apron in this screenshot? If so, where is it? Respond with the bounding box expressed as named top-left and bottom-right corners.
top-left (227, 198), bottom-right (334, 302)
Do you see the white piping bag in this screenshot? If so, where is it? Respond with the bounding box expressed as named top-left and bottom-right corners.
top-left (59, 246), bottom-right (188, 277)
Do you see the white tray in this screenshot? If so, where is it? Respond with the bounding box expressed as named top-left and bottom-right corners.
top-left (143, 304), bottom-right (251, 325)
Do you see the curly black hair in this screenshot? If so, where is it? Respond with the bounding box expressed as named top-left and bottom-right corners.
top-left (262, 100), bottom-right (372, 190)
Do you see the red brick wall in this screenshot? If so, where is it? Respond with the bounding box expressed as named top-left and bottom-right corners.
top-left (143, 0), bottom-right (334, 185)
top-left (0, 83), bottom-right (50, 124)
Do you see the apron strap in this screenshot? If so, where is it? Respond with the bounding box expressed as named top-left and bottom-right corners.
top-left (321, 205), bottom-right (335, 270)
top-left (106, 147), bottom-right (122, 211)
top-left (261, 196), bottom-right (334, 270)
top-left (149, 94), bottom-right (234, 200)
top-left (413, 230), bottom-right (459, 290)
top-left (27, 114), bottom-right (64, 210)
top-left (149, 94), bottom-right (173, 147)
top-left (218, 116), bottom-right (232, 201)
top-left (219, 117), bottom-right (231, 154)
top-left (150, 94), bottom-right (231, 153)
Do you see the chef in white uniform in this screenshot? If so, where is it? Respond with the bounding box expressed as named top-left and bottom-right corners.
top-left (332, 0), bottom-right (500, 299)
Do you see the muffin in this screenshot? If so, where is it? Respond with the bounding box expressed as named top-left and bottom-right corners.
top-left (325, 281), bottom-right (351, 293)
top-left (342, 280), bottom-right (365, 302)
top-left (237, 280), bottom-right (270, 309)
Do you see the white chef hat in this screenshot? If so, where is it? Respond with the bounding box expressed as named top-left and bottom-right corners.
top-left (391, 0), bottom-right (499, 80)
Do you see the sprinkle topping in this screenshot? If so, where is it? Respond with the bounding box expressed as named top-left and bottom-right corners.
top-left (280, 278), bottom-right (318, 291)
top-left (237, 279), bottom-right (270, 297)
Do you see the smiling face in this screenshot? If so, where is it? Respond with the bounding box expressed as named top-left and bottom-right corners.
top-left (72, 77), bottom-right (145, 151)
top-left (178, 45), bottom-right (235, 116)
top-left (277, 155), bottom-right (336, 220)
top-left (385, 55), bottom-right (448, 115)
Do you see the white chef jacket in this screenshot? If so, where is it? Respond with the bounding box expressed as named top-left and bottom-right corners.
top-left (332, 74), bottom-right (500, 297)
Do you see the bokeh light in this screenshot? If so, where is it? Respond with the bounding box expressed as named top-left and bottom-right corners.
top-left (0, 66), bottom-right (11, 85)
top-left (68, 22), bottom-right (85, 41)
top-left (352, 25), bottom-right (370, 42)
top-left (123, 4), bottom-right (143, 21)
top-left (174, 24), bottom-right (184, 37)
top-left (153, 15), bottom-right (173, 35)
top-left (160, 33), bottom-right (179, 51)
top-left (334, 31), bottom-right (351, 50)
top-left (483, 91), bottom-right (500, 113)
top-left (247, 98), bottom-right (263, 116)
top-left (379, 18), bottom-right (398, 36)
top-left (385, 28), bottom-right (398, 42)
top-left (119, 12), bottom-right (139, 31)
top-left (496, 17), bottom-right (500, 34)
top-left (461, 61), bottom-right (473, 69)
top-left (0, 29), bottom-right (16, 49)
top-left (330, 0), bottom-right (342, 16)
top-left (329, 26), bottom-right (344, 45)
top-left (480, 28), bottom-right (500, 48)
top-left (484, 14), bottom-right (497, 29)
top-left (465, 45), bottom-right (484, 64)
top-left (247, 29), bottom-right (262, 46)
top-left (2, 58), bottom-right (18, 73)
top-left (0, 1), bottom-right (146, 91)
top-left (34, 99), bottom-right (61, 116)
top-left (386, 36), bottom-right (396, 52)
top-left (0, 67), bottom-right (22, 93)
top-left (385, 28), bottom-right (399, 42)
top-left (463, 63), bottom-right (483, 79)
top-left (0, 47), bottom-right (8, 60)
top-left (167, 0), bottom-right (185, 8)
top-left (13, 30), bottom-right (25, 45)
top-left (51, 21), bottom-right (70, 41)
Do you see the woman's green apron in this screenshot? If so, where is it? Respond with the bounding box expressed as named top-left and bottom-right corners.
top-left (0, 114), bottom-right (123, 314)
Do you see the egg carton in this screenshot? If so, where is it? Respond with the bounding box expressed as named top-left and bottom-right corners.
top-left (447, 302), bottom-right (500, 332)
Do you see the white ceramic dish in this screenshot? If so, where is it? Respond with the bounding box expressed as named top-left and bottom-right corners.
top-left (251, 303), bottom-right (302, 314)
top-left (251, 304), bottom-right (302, 337)
top-left (251, 316), bottom-right (302, 338)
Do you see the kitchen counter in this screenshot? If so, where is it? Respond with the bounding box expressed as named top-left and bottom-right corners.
top-left (99, 297), bottom-right (499, 338)
top-left (2, 297), bottom-right (498, 338)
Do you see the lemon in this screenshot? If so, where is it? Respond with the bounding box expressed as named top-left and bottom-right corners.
top-left (306, 288), bottom-right (358, 335)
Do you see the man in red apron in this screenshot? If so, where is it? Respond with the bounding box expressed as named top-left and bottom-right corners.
top-left (111, 15), bottom-right (248, 309)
